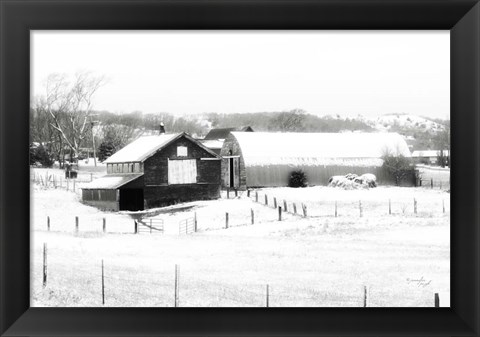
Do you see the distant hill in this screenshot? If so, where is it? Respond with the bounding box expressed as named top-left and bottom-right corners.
top-left (91, 110), bottom-right (449, 153)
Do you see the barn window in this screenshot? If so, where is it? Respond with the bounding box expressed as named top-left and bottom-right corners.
top-left (168, 159), bottom-right (197, 184)
top-left (177, 146), bottom-right (188, 157)
top-left (123, 163), bottom-right (129, 173)
top-left (107, 164), bottom-right (112, 174)
top-left (129, 163), bottom-right (134, 173)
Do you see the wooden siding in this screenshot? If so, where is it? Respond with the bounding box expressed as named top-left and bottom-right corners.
top-left (144, 136), bottom-right (219, 186)
top-left (81, 189), bottom-right (119, 211)
top-left (107, 162), bottom-right (143, 174)
top-left (144, 184), bottom-right (220, 208)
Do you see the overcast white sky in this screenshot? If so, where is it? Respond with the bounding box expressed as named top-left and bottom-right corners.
top-left (31, 31), bottom-right (450, 119)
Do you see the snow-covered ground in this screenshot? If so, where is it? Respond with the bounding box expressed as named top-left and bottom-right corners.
top-left (30, 175), bottom-right (450, 308)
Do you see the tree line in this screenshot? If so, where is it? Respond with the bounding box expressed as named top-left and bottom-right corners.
top-left (30, 72), bottom-right (450, 168)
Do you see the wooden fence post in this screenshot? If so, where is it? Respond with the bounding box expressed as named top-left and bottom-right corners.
top-left (273, 197), bottom-right (277, 209)
top-left (103, 218), bottom-right (106, 233)
top-left (194, 212), bottom-right (198, 232)
top-left (278, 207), bottom-right (282, 221)
top-left (414, 198), bottom-right (417, 214)
top-left (255, 192), bottom-right (258, 202)
top-left (265, 194), bottom-right (268, 206)
top-left (302, 203), bottom-right (307, 217)
top-left (47, 216), bottom-right (50, 231)
top-left (227, 188), bottom-right (230, 199)
top-left (431, 178), bottom-right (434, 189)
top-left (363, 286), bottom-right (367, 307)
top-left (225, 212), bottom-right (229, 229)
top-left (251, 209), bottom-right (254, 225)
top-left (43, 243), bottom-right (47, 288)
top-left (75, 216), bottom-right (79, 232)
top-left (266, 284), bottom-right (269, 307)
top-left (101, 259), bottom-right (105, 305)
top-left (134, 220), bottom-right (138, 234)
top-left (247, 190), bottom-right (251, 198)
top-left (434, 293), bottom-right (440, 307)
top-left (293, 203), bottom-right (297, 215)
top-left (389, 199), bottom-right (392, 215)
top-left (235, 189), bottom-right (238, 197)
top-left (283, 200), bottom-right (288, 213)
top-left (359, 201), bottom-right (363, 217)
top-left (335, 201), bottom-right (338, 217)
top-left (174, 264), bottom-right (180, 307)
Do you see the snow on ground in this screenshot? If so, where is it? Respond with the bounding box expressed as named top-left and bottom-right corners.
top-left (366, 114), bottom-right (446, 132)
top-left (30, 182), bottom-right (450, 308)
top-left (417, 166), bottom-right (450, 188)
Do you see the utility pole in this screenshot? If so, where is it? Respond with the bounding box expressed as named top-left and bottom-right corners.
top-left (90, 114), bottom-right (99, 167)
top-left (91, 121), bottom-right (97, 167)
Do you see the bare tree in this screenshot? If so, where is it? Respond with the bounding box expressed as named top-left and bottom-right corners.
top-left (433, 126), bottom-right (450, 168)
top-left (39, 72), bottom-right (106, 162)
top-left (382, 145), bottom-right (415, 186)
top-left (271, 109), bottom-right (307, 132)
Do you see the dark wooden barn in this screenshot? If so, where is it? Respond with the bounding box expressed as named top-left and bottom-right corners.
top-left (82, 133), bottom-right (221, 211)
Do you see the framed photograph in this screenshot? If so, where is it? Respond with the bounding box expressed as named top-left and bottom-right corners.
top-left (1, 0), bottom-right (479, 336)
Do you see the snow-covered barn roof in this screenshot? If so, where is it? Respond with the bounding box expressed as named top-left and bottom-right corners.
top-left (200, 139), bottom-right (224, 150)
top-left (203, 126), bottom-right (253, 140)
top-left (230, 132), bottom-right (411, 167)
top-left (81, 174), bottom-right (143, 189)
top-left (104, 133), bottom-right (219, 164)
top-left (412, 150), bottom-right (449, 157)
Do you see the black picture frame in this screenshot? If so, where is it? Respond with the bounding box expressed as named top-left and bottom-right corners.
top-left (1, 0), bottom-right (479, 336)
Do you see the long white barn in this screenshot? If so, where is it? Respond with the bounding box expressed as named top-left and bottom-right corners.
top-left (220, 132), bottom-right (412, 189)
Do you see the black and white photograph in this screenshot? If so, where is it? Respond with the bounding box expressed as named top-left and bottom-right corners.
top-left (30, 31), bottom-right (450, 307)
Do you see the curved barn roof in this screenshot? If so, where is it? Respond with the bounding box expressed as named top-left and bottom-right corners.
top-left (230, 132), bottom-right (411, 167)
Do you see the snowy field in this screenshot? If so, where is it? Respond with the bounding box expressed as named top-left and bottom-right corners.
top-left (30, 169), bottom-right (450, 308)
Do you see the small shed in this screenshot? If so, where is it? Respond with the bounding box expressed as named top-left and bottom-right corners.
top-left (220, 132), bottom-right (413, 189)
top-left (412, 150), bottom-right (449, 165)
top-left (82, 132), bottom-right (221, 211)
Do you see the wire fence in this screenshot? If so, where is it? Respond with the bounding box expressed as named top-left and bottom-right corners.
top-left (32, 244), bottom-right (442, 307)
top-left (241, 189), bottom-right (449, 219)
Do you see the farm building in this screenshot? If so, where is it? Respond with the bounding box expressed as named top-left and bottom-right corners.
top-left (82, 132), bottom-right (221, 211)
top-left (201, 126), bottom-right (254, 154)
top-left (220, 132), bottom-right (413, 189)
top-left (412, 150), bottom-right (450, 165)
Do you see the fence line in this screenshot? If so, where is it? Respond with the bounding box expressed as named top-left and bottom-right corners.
top-left (247, 190), bottom-right (449, 219)
top-left (35, 251), bottom-right (442, 307)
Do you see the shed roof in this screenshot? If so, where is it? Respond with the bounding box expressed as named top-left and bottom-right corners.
top-left (230, 132), bottom-right (411, 167)
top-left (412, 150), bottom-right (449, 157)
top-left (104, 133), bottom-right (219, 164)
top-left (203, 126), bottom-right (253, 140)
top-left (81, 174), bottom-right (143, 189)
